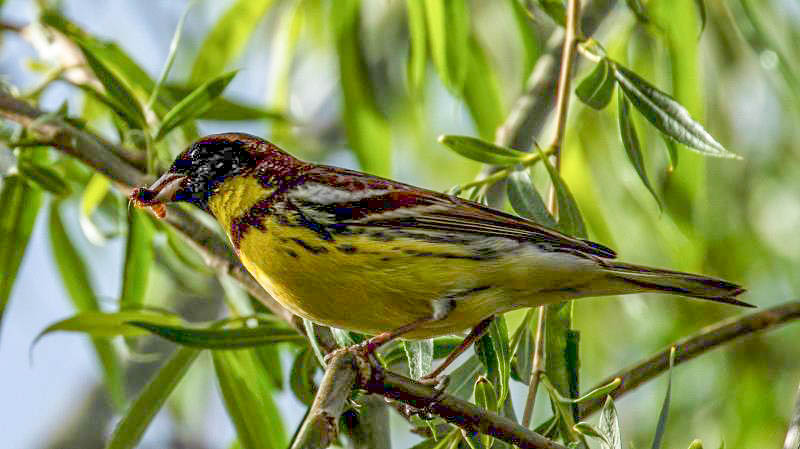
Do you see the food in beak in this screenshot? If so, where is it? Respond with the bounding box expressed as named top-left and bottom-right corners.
top-left (129, 173), bottom-right (186, 219)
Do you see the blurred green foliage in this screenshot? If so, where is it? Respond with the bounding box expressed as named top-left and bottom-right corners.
top-left (1, 0), bottom-right (800, 448)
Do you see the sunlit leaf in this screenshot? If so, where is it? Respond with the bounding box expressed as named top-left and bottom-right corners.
top-left (332, 0), bottom-right (392, 176)
top-left (120, 209), bottom-right (154, 310)
top-left (463, 38), bottom-right (505, 140)
top-left (474, 316), bottom-right (510, 407)
top-left (439, 135), bottom-right (528, 166)
top-left (0, 175), bottom-right (43, 332)
top-left (424, 0), bottom-right (470, 93)
top-left (687, 440), bottom-right (703, 449)
top-left (80, 173), bottom-right (111, 245)
top-left (612, 63), bottom-right (740, 159)
top-left (536, 147), bottom-right (586, 238)
top-left (507, 169), bottom-right (558, 229)
top-left (404, 339), bottom-right (434, 380)
top-left (651, 347), bottom-right (676, 449)
top-left (618, 94), bottom-right (661, 208)
top-left (189, 0), bottom-right (276, 84)
top-left (107, 347), bottom-right (201, 449)
top-left (575, 58), bottom-right (615, 110)
top-left (155, 71), bottom-right (238, 141)
top-left (77, 43), bottom-right (145, 129)
top-left (35, 310), bottom-right (183, 341)
top-left (128, 321), bottom-right (304, 349)
top-left (213, 349), bottom-right (287, 449)
top-left (598, 396), bottom-right (622, 449)
top-left (289, 347), bottom-right (318, 406)
top-left (164, 84), bottom-right (288, 121)
top-left (406, 0), bottom-right (427, 94)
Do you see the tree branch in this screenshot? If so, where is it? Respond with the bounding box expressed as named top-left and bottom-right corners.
top-left (578, 301), bottom-right (800, 418)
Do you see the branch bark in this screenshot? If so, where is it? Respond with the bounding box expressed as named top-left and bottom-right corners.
top-left (578, 301), bottom-right (800, 418)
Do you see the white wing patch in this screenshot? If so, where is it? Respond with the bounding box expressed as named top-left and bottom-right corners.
top-left (289, 182), bottom-right (390, 205)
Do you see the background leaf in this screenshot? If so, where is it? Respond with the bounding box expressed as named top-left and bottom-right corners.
top-left (155, 71), bottom-right (238, 141)
top-left (618, 94), bottom-right (661, 208)
top-left (576, 58), bottom-right (615, 110)
top-left (404, 339), bottom-right (434, 380)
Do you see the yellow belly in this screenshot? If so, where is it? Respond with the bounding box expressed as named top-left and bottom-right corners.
top-left (208, 178), bottom-right (599, 338)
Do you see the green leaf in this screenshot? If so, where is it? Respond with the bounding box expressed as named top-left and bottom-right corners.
top-left (575, 58), bottom-right (616, 110)
top-left (650, 347), bottom-right (676, 449)
top-left (474, 316), bottom-right (510, 407)
top-left (164, 84), bottom-right (288, 121)
top-left (404, 339), bottom-right (434, 380)
top-left (254, 342), bottom-right (284, 390)
top-left (598, 396), bottom-right (622, 449)
top-left (536, 147), bottom-right (586, 238)
top-left (509, 309), bottom-right (535, 384)
top-left (332, 0), bottom-right (392, 176)
top-left (538, 0), bottom-right (566, 26)
top-left (693, 0), bottom-right (707, 35)
top-left (289, 347), bottom-right (318, 406)
top-left (129, 321), bottom-right (304, 349)
top-left (543, 302), bottom-right (581, 442)
top-left (331, 327), bottom-right (357, 348)
top-left (189, 0), bottom-right (276, 84)
top-left (446, 354), bottom-right (485, 400)
top-left (79, 173), bottom-right (111, 245)
top-left (439, 135), bottom-right (528, 166)
top-left (382, 336), bottom-right (463, 367)
top-left (17, 157), bottom-right (71, 196)
top-left (120, 209), bottom-right (154, 310)
top-left (35, 310), bottom-right (183, 340)
top-left (662, 134), bottom-right (679, 171)
top-left (155, 71), bottom-right (238, 141)
top-left (507, 169), bottom-right (558, 229)
top-left (687, 440), bottom-right (704, 449)
top-left (77, 43), bottom-right (145, 129)
top-left (406, 0), bottom-right (428, 94)
top-left (463, 37), bottom-right (505, 140)
top-left (107, 347), bottom-right (201, 449)
top-left (624, 0), bottom-right (650, 23)
top-left (147, 0), bottom-right (195, 111)
top-left (302, 318), bottom-right (327, 366)
top-left (424, 0), bottom-right (470, 93)
top-left (213, 349), bottom-right (287, 449)
top-left (509, 0), bottom-right (539, 84)
top-left (48, 202), bottom-right (124, 407)
top-left (618, 94), bottom-right (661, 208)
top-left (573, 421), bottom-right (612, 447)
top-left (0, 175), bottom-right (43, 332)
top-left (473, 376), bottom-right (499, 413)
top-left (612, 63), bottom-right (740, 159)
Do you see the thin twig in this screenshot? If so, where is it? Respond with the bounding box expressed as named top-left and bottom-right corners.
top-left (521, 0), bottom-right (582, 429)
top-left (578, 301), bottom-right (800, 418)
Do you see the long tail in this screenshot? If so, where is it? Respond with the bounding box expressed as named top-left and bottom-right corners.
top-left (601, 262), bottom-right (753, 308)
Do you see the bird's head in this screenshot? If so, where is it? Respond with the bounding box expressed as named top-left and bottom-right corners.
top-left (131, 133), bottom-right (298, 216)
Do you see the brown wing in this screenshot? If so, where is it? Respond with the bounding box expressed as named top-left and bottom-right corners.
top-left (296, 165), bottom-right (617, 259)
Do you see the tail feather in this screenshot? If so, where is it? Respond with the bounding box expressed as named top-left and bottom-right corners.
top-left (603, 262), bottom-right (753, 308)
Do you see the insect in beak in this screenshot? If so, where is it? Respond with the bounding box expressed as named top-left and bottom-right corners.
top-left (129, 173), bottom-right (187, 219)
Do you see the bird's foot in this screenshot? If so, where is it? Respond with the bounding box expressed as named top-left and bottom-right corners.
top-left (323, 339), bottom-right (385, 387)
top-left (397, 374), bottom-right (449, 420)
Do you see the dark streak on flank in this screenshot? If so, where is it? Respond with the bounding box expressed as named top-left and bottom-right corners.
top-left (230, 190), bottom-right (287, 248)
top-left (445, 285), bottom-right (492, 300)
top-left (292, 238), bottom-right (329, 254)
top-left (336, 245), bottom-right (357, 254)
top-left (286, 249), bottom-right (298, 258)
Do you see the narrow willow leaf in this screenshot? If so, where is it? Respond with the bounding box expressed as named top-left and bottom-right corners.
top-left (0, 175), bottom-right (43, 331)
top-left (687, 440), bottom-right (703, 449)
top-left (536, 147), bottom-right (587, 238)
top-left (440, 135), bottom-right (528, 166)
top-left (510, 308), bottom-right (535, 385)
top-left (404, 339), bottom-right (434, 380)
top-left (107, 347), bottom-right (201, 449)
top-left (254, 343), bottom-right (283, 390)
top-left (472, 376), bottom-right (501, 447)
top-left (575, 58), bottom-right (615, 110)
top-left (17, 158), bottom-right (71, 196)
top-left (651, 347), bottom-right (676, 449)
top-left (77, 43), bottom-right (145, 129)
top-left (166, 84), bottom-right (287, 121)
top-left (80, 173), bottom-right (110, 245)
top-left (624, 0), bottom-right (650, 23)
top-left (189, 0), bottom-right (276, 84)
top-left (382, 336), bottom-right (463, 367)
top-left (330, 327), bottom-right (356, 348)
top-left (573, 422), bottom-right (611, 447)
top-left (35, 310), bottom-right (184, 342)
top-left (544, 302), bottom-right (581, 442)
top-left (463, 37), bottom-right (505, 140)
top-left (406, 0), bottom-right (427, 94)
top-left (509, 0), bottom-right (539, 84)
top-left (128, 321), bottom-right (304, 349)
top-left (424, 0), bottom-right (470, 93)
top-left (507, 169), bottom-right (558, 229)
top-left (147, 0), bottom-right (195, 111)
top-left (662, 134), bottom-right (678, 171)
top-left (120, 209), bottom-right (154, 310)
top-left (48, 203), bottom-right (124, 407)
top-left (290, 347), bottom-right (318, 406)
top-left (572, 378), bottom-right (621, 404)
top-left (612, 63), bottom-right (739, 158)
top-left (598, 396), bottom-right (622, 449)
top-left (332, 0), bottom-right (392, 176)
top-left (618, 94), bottom-right (661, 208)
top-left (302, 318), bottom-right (327, 366)
top-left (446, 354), bottom-right (485, 400)
top-left (474, 316), bottom-right (510, 407)
top-left (538, 0), bottom-right (566, 26)
top-left (213, 349), bottom-right (287, 449)
top-left (693, 0), bottom-right (707, 35)
top-left (155, 71), bottom-right (238, 141)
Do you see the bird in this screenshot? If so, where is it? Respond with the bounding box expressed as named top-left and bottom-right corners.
top-left (131, 132), bottom-right (751, 378)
